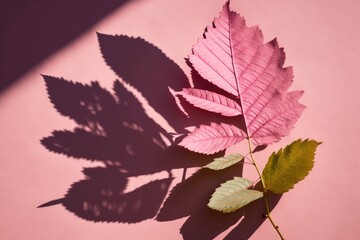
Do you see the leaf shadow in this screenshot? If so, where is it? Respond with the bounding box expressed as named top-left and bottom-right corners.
top-left (40, 34), bottom-right (281, 237)
top-left (39, 35), bottom-right (223, 223)
top-left (97, 33), bottom-right (239, 131)
top-left (65, 167), bottom-right (173, 223)
top-left (157, 162), bottom-right (282, 240)
top-left (223, 190), bottom-right (281, 240)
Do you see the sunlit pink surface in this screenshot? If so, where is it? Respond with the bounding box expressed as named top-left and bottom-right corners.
top-left (1, 0), bottom-right (360, 239)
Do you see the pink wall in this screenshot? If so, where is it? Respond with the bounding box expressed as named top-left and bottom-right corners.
top-left (1, 0), bottom-right (360, 239)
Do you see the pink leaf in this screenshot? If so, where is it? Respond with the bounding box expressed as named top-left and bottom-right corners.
top-left (179, 1), bottom-right (305, 154)
top-left (250, 91), bottom-right (305, 145)
top-left (178, 88), bottom-right (242, 117)
top-left (179, 123), bottom-right (246, 155)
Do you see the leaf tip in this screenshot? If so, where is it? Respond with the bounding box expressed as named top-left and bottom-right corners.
top-left (269, 37), bottom-right (279, 47)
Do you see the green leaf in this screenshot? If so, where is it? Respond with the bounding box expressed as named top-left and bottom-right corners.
top-left (208, 177), bottom-right (263, 213)
top-left (205, 153), bottom-right (244, 170)
top-left (262, 139), bottom-right (321, 194)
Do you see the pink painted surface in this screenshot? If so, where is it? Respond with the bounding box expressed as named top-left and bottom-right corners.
top-left (1, 0), bottom-right (360, 239)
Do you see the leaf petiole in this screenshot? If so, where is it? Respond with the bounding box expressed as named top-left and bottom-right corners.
top-left (247, 139), bottom-right (285, 240)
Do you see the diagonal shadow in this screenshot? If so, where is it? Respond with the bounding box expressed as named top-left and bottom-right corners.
top-left (0, 0), bottom-right (130, 92)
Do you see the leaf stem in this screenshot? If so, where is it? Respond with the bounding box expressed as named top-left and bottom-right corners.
top-left (247, 138), bottom-right (285, 240)
top-left (181, 167), bottom-right (187, 182)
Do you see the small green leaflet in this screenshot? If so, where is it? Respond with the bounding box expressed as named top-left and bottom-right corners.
top-left (205, 153), bottom-right (244, 170)
top-left (208, 177), bottom-right (263, 213)
top-left (262, 139), bottom-right (321, 194)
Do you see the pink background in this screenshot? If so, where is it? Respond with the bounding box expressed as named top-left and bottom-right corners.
top-left (1, 0), bottom-right (360, 239)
